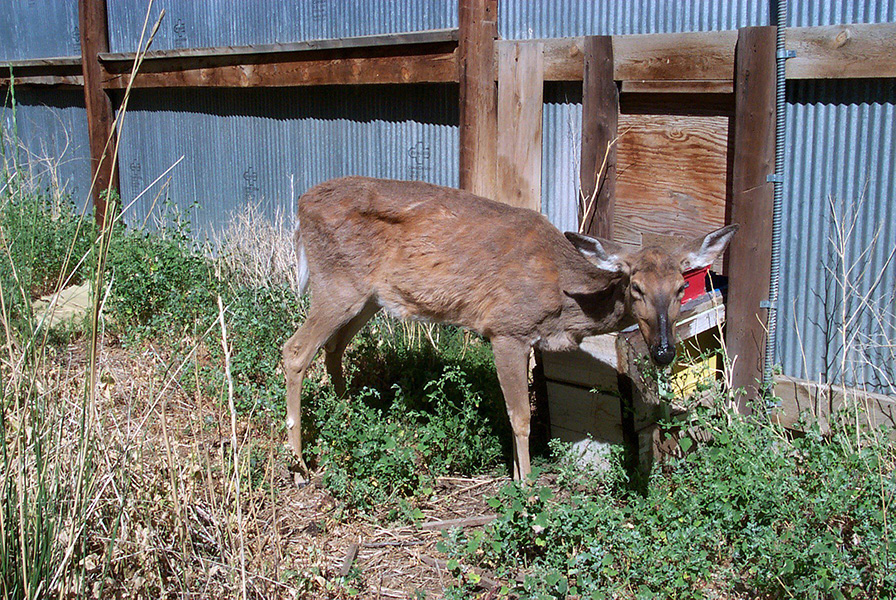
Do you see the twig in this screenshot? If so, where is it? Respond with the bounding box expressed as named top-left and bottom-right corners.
top-left (578, 127), bottom-right (630, 234)
top-left (419, 514), bottom-right (497, 530)
top-left (218, 295), bottom-right (247, 600)
top-left (362, 540), bottom-right (427, 549)
top-left (338, 542), bottom-right (360, 577)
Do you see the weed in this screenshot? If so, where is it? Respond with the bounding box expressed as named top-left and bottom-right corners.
top-left (444, 406), bottom-right (896, 599)
top-left (312, 367), bottom-right (502, 513)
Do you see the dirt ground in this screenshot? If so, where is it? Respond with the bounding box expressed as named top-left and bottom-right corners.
top-left (63, 335), bottom-right (513, 599)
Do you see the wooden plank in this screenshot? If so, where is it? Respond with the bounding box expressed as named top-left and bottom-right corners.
top-left (580, 36), bottom-right (618, 238)
top-left (726, 26), bottom-right (777, 407)
top-left (496, 41), bottom-right (543, 211)
top-left (0, 56), bottom-right (82, 68)
top-left (772, 375), bottom-right (896, 435)
top-left (613, 113), bottom-right (729, 268)
top-left (458, 0), bottom-right (498, 199)
top-left (620, 79), bottom-right (733, 94)
top-left (613, 30), bottom-right (738, 81)
top-left (79, 0), bottom-right (119, 226)
top-left (787, 23), bottom-right (896, 79)
top-left (0, 57), bottom-right (84, 87)
top-left (101, 51), bottom-right (458, 88)
top-left (0, 75), bottom-right (84, 87)
top-left (540, 37), bottom-right (585, 81)
top-left (98, 28), bottom-right (459, 63)
top-left (546, 382), bottom-right (624, 445)
top-left (541, 347), bottom-right (618, 390)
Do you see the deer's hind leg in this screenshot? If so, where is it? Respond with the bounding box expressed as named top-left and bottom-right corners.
top-left (324, 299), bottom-right (380, 396)
top-left (282, 295), bottom-right (370, 473)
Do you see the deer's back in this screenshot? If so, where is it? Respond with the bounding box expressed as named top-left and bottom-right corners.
top-left (298, 177), bottom-right (583, 337)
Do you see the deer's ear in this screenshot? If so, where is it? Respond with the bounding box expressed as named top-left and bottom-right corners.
top-left (679, 224), bottom-right (739, 271)
top-left (565, 232), bottom-right (628, 273)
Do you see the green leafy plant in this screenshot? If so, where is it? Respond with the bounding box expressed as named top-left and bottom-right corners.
top-left (445, 406), bottom-right (896, 599)
top-left (311, 367), bottom-right (503, 512)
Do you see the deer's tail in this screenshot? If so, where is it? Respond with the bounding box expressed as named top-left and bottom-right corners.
top-left (295, 218), bottom-right (310, 295)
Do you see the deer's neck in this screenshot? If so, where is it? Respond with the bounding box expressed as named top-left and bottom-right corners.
top-left (543, 266), bottom-right (633, 350)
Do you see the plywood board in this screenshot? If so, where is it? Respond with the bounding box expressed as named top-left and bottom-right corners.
top-left (613, 113), bottom-right (729, 271)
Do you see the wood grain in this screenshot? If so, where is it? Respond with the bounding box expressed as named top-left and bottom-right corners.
top-left (78, 0), bottom-right (119, 225)
top-left (101, 51), bottom-right (458, 88)
top-left (496, 41), bottom-right (543, 211)
top-left (580, 36), bottom-right (618, 238)
top-left (613, 114), bottom-right (730, 266)
top-left (98, 28), bottom-right (459, 63)
top-left (458, 0), bottom-right (498, 199)
top-left (726, 26), bottom-right (777, 405)
top-left (787, 23), bottom-right (896, 79)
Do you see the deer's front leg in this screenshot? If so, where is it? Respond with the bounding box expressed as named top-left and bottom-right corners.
top-left (491, 336), bottom-right (532, 481)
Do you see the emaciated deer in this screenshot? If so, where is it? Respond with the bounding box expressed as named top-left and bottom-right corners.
top-left (283, 176), bottom-right (738, 480)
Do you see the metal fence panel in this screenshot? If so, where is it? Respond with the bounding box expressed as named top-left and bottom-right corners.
top-left (1, 89), bottom-right (92, 211)
top-left (778, 79), bottom-right (896, 394)
top-left (107, 0), bottom-right (457, 53)
top-left (0, 0), bottom-right (80, 61)
top-left (115, 84), bottom-right (459, 238)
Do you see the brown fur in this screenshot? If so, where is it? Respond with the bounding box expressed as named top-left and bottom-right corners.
top-left (282, 176), bottom-right (738, 480)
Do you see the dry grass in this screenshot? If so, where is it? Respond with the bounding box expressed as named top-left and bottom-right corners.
top-left (212, 202), bottom-right (304, 297)
top-left (1, 324), bottom-right (513, 598)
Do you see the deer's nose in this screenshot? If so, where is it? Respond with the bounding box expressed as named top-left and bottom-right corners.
top-left (651, 343), bottom-right (676, 366)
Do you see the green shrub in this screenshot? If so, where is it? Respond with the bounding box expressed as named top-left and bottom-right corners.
top-left (444, 408), bottom-right (896, 599)
top-left (0, 189), bottom-right (93, 320)
top-left (105, 226), bottom-right (218, 337)
top-left (311, 367), bottom-right (503, 513)
top-left (209, 284), bottom-right (306, 414)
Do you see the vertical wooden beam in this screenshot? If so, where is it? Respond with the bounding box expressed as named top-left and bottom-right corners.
top-left (727, 26), bottom-right (776, 406)
top-left (458, 0), bottom-right (498, 198)
top-left (579, 36), bottom-right (618, 238)
top-left (496, 41), bottom-right (544, 211)
top-left (79, 0), bottom-right (119, 225)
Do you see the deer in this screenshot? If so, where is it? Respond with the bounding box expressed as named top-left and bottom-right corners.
top-left (283, 176), bottom-right (738, 481)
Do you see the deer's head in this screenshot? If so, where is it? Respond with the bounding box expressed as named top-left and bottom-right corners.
top-left (565, 225), bottom-right (739, 366)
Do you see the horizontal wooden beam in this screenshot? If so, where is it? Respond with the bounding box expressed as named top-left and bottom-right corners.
top-left (101, 49), bottom-right (458, 88)
top-left (0, 56), bottom-right (84, 87)
top-left (98, 28), bottom-right (458, 64)
top-left (620, 79), bottom-right (734, 94)
top-left (773, 374), bottom-right (896, 435)
top-left (786, 22), bottom-right (896, 79)
top-left (514, 30), bottom-right (737, 83)
top-left (5, 22), bottom-right (895, 89)
top-left (509, 21), bottom-right (896, 84)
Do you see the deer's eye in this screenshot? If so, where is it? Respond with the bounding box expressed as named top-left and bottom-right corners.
top-left (631, 283), bottom-right (645, 297)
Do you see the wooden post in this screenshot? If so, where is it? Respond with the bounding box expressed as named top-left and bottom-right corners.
top-left (579, 36), bottom-right (618, 238)
top-left (496, 41), bottom-right (543, 211)
top-left (726, 26), bottom-right (776, 407)
top-left (79, 0), bottom-right (119, 225)
top-left (458, 0), bottom-right (497, 199)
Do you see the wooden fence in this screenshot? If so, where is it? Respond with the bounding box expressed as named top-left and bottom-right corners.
top-left (2, 0), bottom-right (895, 405)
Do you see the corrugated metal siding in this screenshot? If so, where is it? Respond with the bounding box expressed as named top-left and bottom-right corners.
top-left (500, 0), bottom-right (896, 39)
top-left (0, 0), bottom-right (80, 61)
top-left (107, 0), bottom-right (457, 53)
top-left (778, 79), bottom-right (896, 394)
top-left (500, 0), bottom-right (769, 39)
top-left (1, 89), bottom-right (93, 211)
top-left (116, 85), bottom-right (458, 238)
top-left (542, 82), bottom-right (581, 232)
